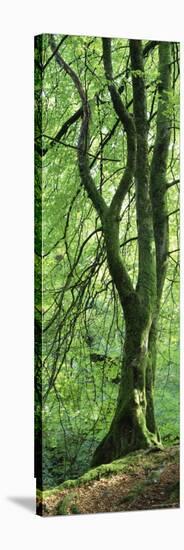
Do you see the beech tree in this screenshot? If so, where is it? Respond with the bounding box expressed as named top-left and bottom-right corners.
top-left (35, 35), bottom-right (179, 480)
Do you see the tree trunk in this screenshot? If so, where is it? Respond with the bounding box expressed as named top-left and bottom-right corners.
top-left (91, 40), bottom-right (171, 468)
top-left (146, 318), bottom-right (159, 435)
top-left (91, 312), bottom-right (160, 467)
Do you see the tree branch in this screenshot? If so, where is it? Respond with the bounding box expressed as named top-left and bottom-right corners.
top-left (40, 107), bottom-right (82, 156)
top-left (102, 38), bottom-right (136, 218)
top-left (150, 42), bottom-right (172, 303)
top-left (42, 35), bottom-right (68, 71)
top-left (49, 34), bottom-right (108, 220)
top-left (98, 38), bottom-right (136, 312)
top-left (143, 41), bottom-right (158, 57)
top-left (130, 39), bottom-right (156, 310)
top-left (166, 179), bottom-right (180, 189)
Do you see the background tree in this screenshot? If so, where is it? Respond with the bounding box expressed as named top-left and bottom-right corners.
top-left (35, 35), bottom-right (179, 487)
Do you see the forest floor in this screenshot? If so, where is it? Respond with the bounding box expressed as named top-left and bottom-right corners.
top-left (37, 444), bottom-right (179, 516)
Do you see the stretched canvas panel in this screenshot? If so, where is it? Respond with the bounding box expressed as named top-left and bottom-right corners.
top-left (34, 34), bottom-right (180, 517)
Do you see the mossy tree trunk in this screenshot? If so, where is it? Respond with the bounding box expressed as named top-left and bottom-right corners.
top-left (92, 40), bottom-right (171, 466)
top-left (50, 37), bottom-right (171, 466)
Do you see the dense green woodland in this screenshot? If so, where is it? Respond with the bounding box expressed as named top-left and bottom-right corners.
top-left (35, 35), bottom-right (179, 491)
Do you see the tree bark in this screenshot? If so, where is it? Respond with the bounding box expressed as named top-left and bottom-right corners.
top-left (91, 310), bottom-right (159, 466)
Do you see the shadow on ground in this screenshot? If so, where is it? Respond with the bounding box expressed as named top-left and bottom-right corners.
top-left (7, 496), bottom-right (35, 514)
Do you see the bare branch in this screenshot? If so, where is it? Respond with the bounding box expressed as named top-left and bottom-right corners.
top-left (42, 35), bottom-right (68, 71)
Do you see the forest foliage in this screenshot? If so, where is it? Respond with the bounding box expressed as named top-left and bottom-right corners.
top-left (35, 35), bottom-right (179, 490)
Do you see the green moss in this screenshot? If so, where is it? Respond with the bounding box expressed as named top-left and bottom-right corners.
top-left (167, 481), bottom-right (179, 504)
top-left (55, 493), bottom-right (76, 516)
top-left (37, 453), bottom-right (140, 498)
top-left (37, 445), bottom-right (179, 502)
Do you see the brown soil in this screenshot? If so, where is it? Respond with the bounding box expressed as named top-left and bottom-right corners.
top-left (37, 445), bottom-right (179, 516)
